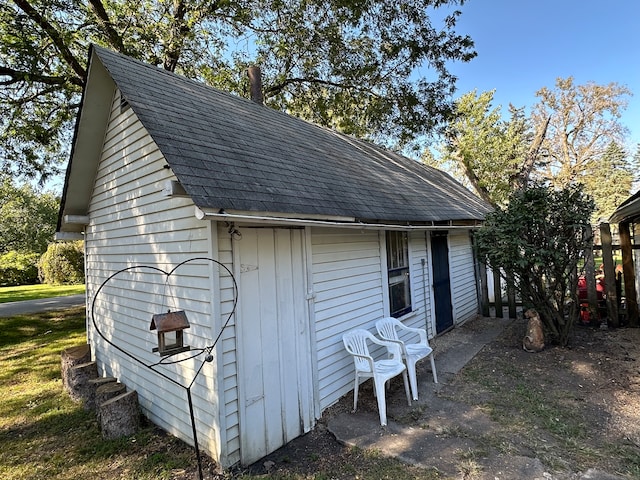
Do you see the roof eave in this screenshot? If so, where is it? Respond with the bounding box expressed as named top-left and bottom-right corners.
top-left (56, 45), bottom-right (116, 234)
top-left (194, 207), bottom-right (484, 230)
top-left (610, 195), bottom-right (640, 224)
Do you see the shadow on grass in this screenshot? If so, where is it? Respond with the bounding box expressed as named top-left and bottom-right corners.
top-left (0, 305), bottom-right (200, 480)
top-left (0, 306), bottom-right (85, 349)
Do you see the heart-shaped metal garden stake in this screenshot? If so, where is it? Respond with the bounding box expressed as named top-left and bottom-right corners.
top-left (90, 257), bottom-right (238, 480)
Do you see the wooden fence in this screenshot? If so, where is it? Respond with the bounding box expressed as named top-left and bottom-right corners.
top-left (475, 222), bottom-right (640, 327)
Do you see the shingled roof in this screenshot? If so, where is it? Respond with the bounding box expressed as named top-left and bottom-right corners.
top-left (610, 190), bottom-right (640, 224)
top-left (60, 45), bottom-right (491, 231)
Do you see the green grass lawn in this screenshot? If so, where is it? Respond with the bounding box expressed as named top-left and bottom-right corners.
top-left (0, 305), bottom-right (432, 479)
top-left (0, 307), bottom-right (199, 480)
top-left (0, 284), bottom-right (85, 303)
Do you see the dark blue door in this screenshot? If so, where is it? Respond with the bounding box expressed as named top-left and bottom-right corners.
top-left (431, 232), bottom-right (454, 333)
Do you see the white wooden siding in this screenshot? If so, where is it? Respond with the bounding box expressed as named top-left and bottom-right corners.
top-left (449, 231), bottom-right (479, 324)
top-left (311, 228), bottom-right (386, 409)
top-left (79, 88), bottom-right (484, 469)
top-left (216, 223), bottom-right (241, 466)
top-left (86, 90), bottom-right (221, 461)
top-left (311, 228), bottom-right (443, 411)
top-left (407, 231), bottom-right (434, 337)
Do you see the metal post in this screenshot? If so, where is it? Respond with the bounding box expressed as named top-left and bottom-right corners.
top-left (187, 388), bottom-right (204, 480)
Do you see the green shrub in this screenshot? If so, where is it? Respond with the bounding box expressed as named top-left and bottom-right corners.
top-left (0, 251), bottom-right (40, 286)
top-left (474, 184), bottom-right (594, 346)
top-left (38, 241), bottom-right (85, 285)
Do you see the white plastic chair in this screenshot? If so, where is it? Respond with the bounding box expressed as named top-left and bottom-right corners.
top-left (375, 317), bottom-right (438, 401)
top-left (342, 329), bottom-right (411, 425)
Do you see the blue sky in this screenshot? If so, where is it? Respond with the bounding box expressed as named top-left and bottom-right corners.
top-left (436, 0), bottom-right (640, 150)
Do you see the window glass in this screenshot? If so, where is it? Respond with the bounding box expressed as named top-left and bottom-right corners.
top-left (386, 231), bottom-right (411, 317)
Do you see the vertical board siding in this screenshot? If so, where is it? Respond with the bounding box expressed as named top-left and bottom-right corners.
top-left (449, 231), bottom-right (478, 324)
top-left (311, 228), bottom-right (386, 410)
top-left (233, 228), bottom-right (312, 464)
top-left (216, 224), bottom-right (241, 466)
top-left (86, 90), bottom-right (220, 460)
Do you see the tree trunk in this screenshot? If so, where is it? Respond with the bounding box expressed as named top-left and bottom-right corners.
top-left (514, 115), bottom-right (550, 189)
top-left (95, 382), bottom-right (126, 423)
top-left (61, 344), bottom-right (91, 393)
top-left (86, 377), bottom-right (118, 411)
top-left (506, 274), bottom-right (517, 319)
top-left (67, 361), bottom-right (98, 405)
top-left (100, 390), bottom-right (140, 440)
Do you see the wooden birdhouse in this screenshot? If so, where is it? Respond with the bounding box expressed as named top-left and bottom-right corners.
top-left (150, 310), bottom-right (191, 356)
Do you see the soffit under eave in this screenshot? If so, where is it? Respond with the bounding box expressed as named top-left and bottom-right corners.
top-left (58, 49), bottom-right (116, 232)
top-left (609, 197), bottom-right (640, 224)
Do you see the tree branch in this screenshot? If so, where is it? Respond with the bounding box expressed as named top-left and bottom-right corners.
top-left (264, 76), bottom-right (377, 98)
top-left (87, 0), bottom-right (126, 53)
top-left (0, 66), bottom-right (81, 87)
top-left (512, 115), bottom-right (550, 189)
top-left (163, 0), bottom-right (189, 71)
top-left (454, 148), bottom-right (495, 207)
top-left (12, 0), bottom-right (86, 81)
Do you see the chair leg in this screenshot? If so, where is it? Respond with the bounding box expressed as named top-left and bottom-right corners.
top-left (373, 379), bottom-right (388, 426)
top-left (430, 355), bottom-right (438, 384)
top-left (402, 370), bottom-right (412, 406)
top-left (353, 374), bottom-right (360, 412)
top-left (407, 358), bottom-right (419, 401)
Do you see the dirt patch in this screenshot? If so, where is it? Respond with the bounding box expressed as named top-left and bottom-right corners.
top-left (247, 317), bottom-right (640, 479)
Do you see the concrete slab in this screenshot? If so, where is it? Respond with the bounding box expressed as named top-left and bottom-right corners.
top-left (327, 315), bottom-right (627, 480)
top-left (430, 316), bottom-right (514, 376)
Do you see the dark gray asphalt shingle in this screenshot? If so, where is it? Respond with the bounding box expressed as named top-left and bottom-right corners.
top-left (93, 46), bottom-right (492, 223)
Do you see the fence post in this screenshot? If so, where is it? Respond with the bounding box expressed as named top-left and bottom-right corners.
top-left (619, 221), bottom-right (639, 326)
top-left (493, 268), bottom-right (503, 318)
top-left (506, 274), bottom-right (517, 318)
top-left (599, 222), bottom-right (619, 327)
top-left (478, 261), bottom-right (490, 317)
top-left (584, 224), bottom-right (599, 322)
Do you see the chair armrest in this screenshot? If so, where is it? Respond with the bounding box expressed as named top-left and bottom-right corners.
top-left (384, 342), bottom-right (404, 362)
top-left (369, 336), bottom-right (404, 362)
top-left (378, 337), bottom-right (408, 357)
top-left (346, 350), bottom-right (376, 372)
top-left (397, 324), bottom-right (428, 345)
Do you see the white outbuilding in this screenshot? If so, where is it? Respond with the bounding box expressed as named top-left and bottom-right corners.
top-left (57, 45), bottom-right (492, 467)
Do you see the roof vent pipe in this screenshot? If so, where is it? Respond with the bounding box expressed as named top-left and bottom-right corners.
top-left (247, 65), bottom-right (263, 105)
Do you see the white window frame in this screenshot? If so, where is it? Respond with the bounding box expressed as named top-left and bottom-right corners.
top-left (385, 230), bottom-right (412, 318)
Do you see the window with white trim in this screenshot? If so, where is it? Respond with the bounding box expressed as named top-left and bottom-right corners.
top-left (386, 231), bottom-right (412, 317)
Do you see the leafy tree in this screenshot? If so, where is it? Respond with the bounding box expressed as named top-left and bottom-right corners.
top-left (1, 0), bottom-right (476, 182)
top-left (632, 143), bottom-right (640, 191)
top-left (474, 184), bottom-right (594, 346)
top-left (583, 142), bottom-right (633, 222)
top-left (532, 77), bottom-right (631, 188)
top-left (0, 250), bottom-right (39, 286)
top-left (435, 79), bottom-right (632, 209)
top-left (435, 89), bottom-right (529, 207)
top-left (38, 240), bottom-right (84, 285)
top-left (0, 177), bottom-right (59, 254)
